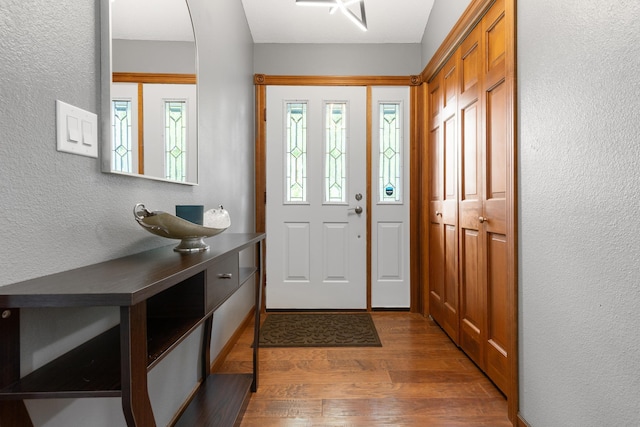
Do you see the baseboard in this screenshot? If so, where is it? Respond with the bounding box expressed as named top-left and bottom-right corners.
top-left (210, 307), bottom-right (256, 373)
top-left (518, 413), bottom-right (531, 427)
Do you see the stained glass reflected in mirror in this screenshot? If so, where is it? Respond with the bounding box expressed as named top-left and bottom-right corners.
top-left (112, 100), bottom-right (133, 174)
top-left (165, 101), bottom-right (187, 182)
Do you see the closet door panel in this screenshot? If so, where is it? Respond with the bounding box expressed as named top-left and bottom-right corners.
top-left (460, 228), bottom-right (483, 366)
top-left (484, 81), bottom-right (507, 233)
top-left (460, 100), bottom-right (481, 226)
top-left (442, 223), bottom-right (458, 341)
top-left (485, 0), bottom-right (506, 76)
top-left (461, 39), bottom-right (479, 94)
top-left (428, 222), bottom-right (444, 322)
top-left (485, 232), bottom-right (509, 393)
top-left (444, 114), bottom-right (457, 206)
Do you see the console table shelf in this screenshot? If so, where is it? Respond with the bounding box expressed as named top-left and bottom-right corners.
top-left (175, 374), bottom-right (253, 427)
top-left (0, 326), bottom-right (122, 400)
top-left (0, 233), bottom-right (265, 427)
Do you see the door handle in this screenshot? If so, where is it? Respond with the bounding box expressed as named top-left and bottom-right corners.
top-left (479, 216), bottom-right (488, 223)
top-left (217, 273), bottom-right (233, 279)
top-left (348, 206), bottom-right (363, 215)
top-left (435, 211), bottom-right (442, 217)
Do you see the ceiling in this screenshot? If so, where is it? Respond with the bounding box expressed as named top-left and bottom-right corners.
top-left (241, 0), bottom-right (435, 44)
top-left (111, 0), bottom-right (194, 42)
top-left (111, 0), bottom-right (434, 45)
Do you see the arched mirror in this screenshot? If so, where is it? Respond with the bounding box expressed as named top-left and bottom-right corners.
top-left (101, 0), bottom-right (198, 185)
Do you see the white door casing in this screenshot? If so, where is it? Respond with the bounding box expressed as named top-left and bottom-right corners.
top-left (266, 86), bottom-right (367, 309)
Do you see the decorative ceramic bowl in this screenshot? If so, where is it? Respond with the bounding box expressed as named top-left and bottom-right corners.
top-left (133, 203), bottom-right (230, 253)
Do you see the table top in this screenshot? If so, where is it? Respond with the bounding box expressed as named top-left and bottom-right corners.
top-left (0, 233), bottom-right (264, 308)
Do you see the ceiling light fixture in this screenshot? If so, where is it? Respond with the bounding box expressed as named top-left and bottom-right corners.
top-left (296, 0), bottom-right (367, 32)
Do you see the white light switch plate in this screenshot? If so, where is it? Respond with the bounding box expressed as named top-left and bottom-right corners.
top-left (56, 100), bottom-right (98, 158)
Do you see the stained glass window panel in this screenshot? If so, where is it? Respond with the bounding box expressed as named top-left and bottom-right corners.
top-left (112, 100), bottom-right (132, 173)
top-left (325, 103), bottom-right (347, 203)
top-left (286, 103), bottom-right (308, 203)
top-left (165, 101), bottom-right (187, 182)
top-left (379, 103), bottom-right (402, 203)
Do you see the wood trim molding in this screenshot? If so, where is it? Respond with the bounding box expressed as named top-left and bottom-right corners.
top-left (505, 0), bottom-right (519, 423)
top-left (254, 74), bottom-right (420, 86)
top-left (255, 84), bottom-right (267, 236)
top-left (409, 85), bottom-right (422, 313)
top-left (366, 86), bottom-right (373, 311)
top-left (112, 72), bottom-right (196, 84)
top-left (255, 85), bottom-right (268, 313)
top-left (137, 83), bottom-right (145, 174)
top-left (421, 0), bottom-right (495, 83)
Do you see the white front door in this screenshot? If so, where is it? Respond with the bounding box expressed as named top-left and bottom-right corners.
top-left (266, 86), bottom-right (367, 309)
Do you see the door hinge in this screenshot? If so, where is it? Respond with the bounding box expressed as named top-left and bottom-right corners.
top-left (264, 191), bottom-right (267, 204)
top-left (263, 108), bottom-right (267, 122)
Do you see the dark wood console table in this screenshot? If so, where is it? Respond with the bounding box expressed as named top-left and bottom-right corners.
top-left (0, 232), bottom-right (265, 427)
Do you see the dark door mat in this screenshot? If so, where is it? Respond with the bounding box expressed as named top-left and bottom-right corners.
top-left (259, 313), bottom-right (382, 347)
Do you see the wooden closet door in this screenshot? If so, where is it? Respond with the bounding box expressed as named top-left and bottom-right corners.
top-left (423, 0), bottom-right (515, 406)
top-left (428, 55), bottom-right (460, 344)
top-left (481, 0), bottom-right (510, 394)
top-left (458, 24), bottom-right (485, 368)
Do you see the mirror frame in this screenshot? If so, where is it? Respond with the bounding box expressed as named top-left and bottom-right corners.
top-left (100, 0), bottom-right (199, 185)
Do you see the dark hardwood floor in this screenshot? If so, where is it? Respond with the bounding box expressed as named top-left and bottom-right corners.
top-left (216, 312), bottom-right (510, 426)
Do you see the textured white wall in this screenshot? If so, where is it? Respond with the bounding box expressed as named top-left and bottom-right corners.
top-left (518, 0), bottom-right (640, 425)
top-left (112, 40), bottom-right (196, 74)
top-left (0, 0), bottom-right (255, 425)
top-left (254, 43), bottom-right (421, 75)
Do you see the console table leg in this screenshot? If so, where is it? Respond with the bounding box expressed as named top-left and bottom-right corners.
top-left (202, 315), bottom-right (213, 380)
top-left (0, 401), bottom-right (33, 427)
top-left (0, 308), bottom-right (33, 427)
top-left (251, 240), bottom-right (263, 392)
top-left (121, 304), bottom-right (156, 427)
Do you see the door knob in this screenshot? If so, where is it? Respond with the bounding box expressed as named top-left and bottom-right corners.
top-left (435, 211), bottom-right (442, 217)
top-left (348, 206), bottom-right (363, 215)
top-left (479, 216), bottom-right (488, 223)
